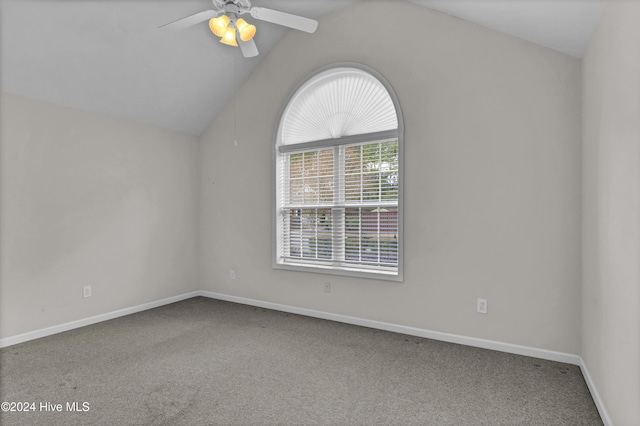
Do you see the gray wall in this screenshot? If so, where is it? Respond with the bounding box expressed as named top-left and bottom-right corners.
top-left (199, 1), bottom-right (582, 354)
top-left (582, 1), bottom-right (640, 424)
top-left (0, 92), bottom-right (199, 339)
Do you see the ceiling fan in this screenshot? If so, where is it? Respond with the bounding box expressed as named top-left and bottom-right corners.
top-left (159, 0), bottom-right (319, 58)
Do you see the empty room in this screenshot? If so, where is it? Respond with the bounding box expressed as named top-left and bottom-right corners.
top-left (1, 0), bottom-right (638, 425)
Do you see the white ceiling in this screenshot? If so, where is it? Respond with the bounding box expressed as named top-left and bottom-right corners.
top-left (0, 0), bottom-right (606, 136)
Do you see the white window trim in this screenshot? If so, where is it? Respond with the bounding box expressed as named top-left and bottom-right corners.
top-left (272, 63), bottom-right (404, 282)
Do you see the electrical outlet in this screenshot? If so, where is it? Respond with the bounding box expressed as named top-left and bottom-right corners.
top-left (477, 298), bottom-right (488, 314)
top-left (83, 285), bottom-right (92, 298)
top-left (323, 281), bottom-right (331, 293)
top-left (230, 270), bottom-right (236, 280)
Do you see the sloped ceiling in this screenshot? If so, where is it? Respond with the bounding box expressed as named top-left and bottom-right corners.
top-left (0, 0), bottom-right (606, 136)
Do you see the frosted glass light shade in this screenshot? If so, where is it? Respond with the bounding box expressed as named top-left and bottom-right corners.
top-left (209, 15), bottom-right (230, 37)
top-left (236, 18), bottom-right (256, 41)
top-left (280, 67), bottom-right (399, 145)
top-left (220, 27), bottom-right (238, 46)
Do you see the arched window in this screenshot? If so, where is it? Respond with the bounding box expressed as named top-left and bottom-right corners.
top-left (274, 64), bottom-right (403, 280)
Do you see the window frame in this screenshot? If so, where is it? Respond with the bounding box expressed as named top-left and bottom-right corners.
top-left (273, 63), bottom-right (404, 281)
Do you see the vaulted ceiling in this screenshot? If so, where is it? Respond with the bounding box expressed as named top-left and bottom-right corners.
top-left (0, 0), bottom-right (606, 136)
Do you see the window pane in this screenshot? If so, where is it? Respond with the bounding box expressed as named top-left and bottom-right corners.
top-left (344, 140), bottom-right (398, 203)
top-left (288, 149), bottom-right (333, 205)
top-left (380, 141), bottom-right (399, 201)
top-left (288, 209), bottom-right (332, 260)
top-left (379, 208), bottom-right (398, 264)
top-left (345, 145), bottom-right (363, 202)
top-left (318, 149), bottom-right (334, 203)
top-left (363, 172), bottom-right (381, 201)
top-left (344, 207), bottom-right (398, 266)
top-left (289, 153), bottom-right (303, 204)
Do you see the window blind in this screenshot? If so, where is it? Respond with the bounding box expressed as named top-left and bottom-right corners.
top-left (278, 140), bottom-right (399, 274)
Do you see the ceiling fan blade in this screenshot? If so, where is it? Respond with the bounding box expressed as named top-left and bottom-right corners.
top-left (239, 38), bottom-right (259, 58)
top-left (250, 7), bottom-right (318, 33)
top-left (159, 10), bottom-right (216, 30)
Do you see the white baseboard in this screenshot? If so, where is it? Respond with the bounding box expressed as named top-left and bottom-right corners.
top-left (1, 290), bottom-right (609, 425)
top-left (198, 292), bottom-right (610, 424)
top-left (199, 291), bottom-right (582, 366)
top-left (579, 357), bottom-right (612, 426)
top-left (0, 291), bottom-right (201, 348)
top-left (0, 290), bottom-right (582, 365)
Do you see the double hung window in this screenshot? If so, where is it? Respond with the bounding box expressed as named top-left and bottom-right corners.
top-left (274, 65), bottom-right (403, 280)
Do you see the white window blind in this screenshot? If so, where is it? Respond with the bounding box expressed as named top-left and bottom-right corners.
top-left (275, 65), bottom-right (403, 280)
top-left (280, 68), bottom-right (398, 145)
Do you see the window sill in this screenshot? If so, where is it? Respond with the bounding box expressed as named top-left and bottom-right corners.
top-left (273, 261), bottom-right (403, 282)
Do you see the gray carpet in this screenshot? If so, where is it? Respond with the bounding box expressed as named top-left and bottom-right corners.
top-left (1, 297), bottom-right (602, 425)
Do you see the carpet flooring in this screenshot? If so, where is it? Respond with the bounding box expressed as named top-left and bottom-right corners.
top-left (0, 297), bottom-right (602, 425)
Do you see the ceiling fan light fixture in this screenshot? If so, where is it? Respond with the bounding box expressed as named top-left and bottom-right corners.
top-left (161, 1), bottom-right (320, 58)
top-left (236, 18), bottom-right (257, 41)
top-left (209, 15), bottom-right (230, 37)
top-left (220, 27), bottom-right (238, 46)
